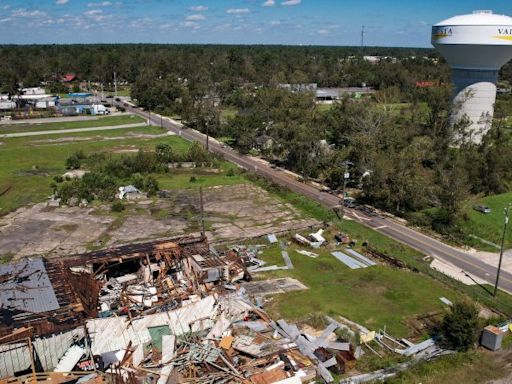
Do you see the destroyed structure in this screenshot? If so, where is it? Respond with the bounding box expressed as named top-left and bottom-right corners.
top-left (0, 231), bottom-right (470, 384)
top-left (0, 235), bottom-right (358, 384)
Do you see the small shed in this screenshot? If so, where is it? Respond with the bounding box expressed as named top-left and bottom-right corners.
top-left (481, 325), bottom-right (503, 351)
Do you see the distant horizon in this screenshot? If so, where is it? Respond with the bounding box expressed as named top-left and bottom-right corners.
top-left (0, 42), bottom-right (435, 50)
top-left (1, 0), bottom-right (511, 46)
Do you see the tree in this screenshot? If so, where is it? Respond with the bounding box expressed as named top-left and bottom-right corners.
top-left (440, 301), bottom-right (479, 351)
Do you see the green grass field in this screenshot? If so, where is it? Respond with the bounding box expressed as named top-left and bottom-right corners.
top-left (0, 115), bottom-right (145, 134)
top-left (387, 350), bottom-right (509, 384)
top-left (458, 192), bottom-right (512, 249)
top-left (0, 126), bottom-right (190, 215)
top-left (247, 175), bottom-right (512, 317)
top-left (259, 243), bottom-right (458, 338)
top-left (156, 164), bottom-right (247, 190)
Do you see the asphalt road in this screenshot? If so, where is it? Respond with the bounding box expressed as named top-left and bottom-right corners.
top-left (118, 101), bottom-right (512, 294)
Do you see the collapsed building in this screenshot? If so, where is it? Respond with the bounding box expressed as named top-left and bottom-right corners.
top-left (0, 233), bottom-right (453, 384)
top-left (1, 235), bottom-right (348, 384)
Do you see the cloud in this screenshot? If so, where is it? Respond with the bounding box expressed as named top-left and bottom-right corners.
top-left (317, 29), bottom-right (329, 34)
top-left (270, 20), bottom-right (280, 25)
top-left (226, 8), bottom-right (250, 14)
top-left (186, 14), bottom-right (205, 21)
top-left (87, 1), bottom-right (112, 7)
top-left (181, 20), bottom-right (200, 30)
top-left (55, 0), bottom-right (69, 5)
top-left (281, 0), bottom-right (301, 5)
top-left (84, 9), bottom-right (103, 15)
top-left (189, 5), bottom-right (208, 12)
top-left (11, 8), bottom-right (47, 18)
top-left (262, 0), bottom-right (275, 6)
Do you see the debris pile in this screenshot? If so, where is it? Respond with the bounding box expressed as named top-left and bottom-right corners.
top-left (0, 234), bottom-right (453, 384)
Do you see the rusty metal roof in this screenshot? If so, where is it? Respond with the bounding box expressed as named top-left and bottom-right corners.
top-left (0, 257), bottom-right (60, 313)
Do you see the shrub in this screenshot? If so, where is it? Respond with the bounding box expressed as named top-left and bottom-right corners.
top-left (440, 300), bottom-right (479, 351)
top-left (226, 168), bottom-right (235, 177)
top-left (65, 150), bottom-right (86, 170)
top-left (111, 200), bottom-right (125, 212)
top-left (143, 175), bottom-right (159, 196)
top-left (189, 176), bottom-right (197, 183)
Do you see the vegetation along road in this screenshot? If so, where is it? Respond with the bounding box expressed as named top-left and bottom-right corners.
top-left (118, 99), bottom-right (512, 294)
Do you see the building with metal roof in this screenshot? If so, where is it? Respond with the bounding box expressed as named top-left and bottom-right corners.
top-left (0, 258), bottom-right (60, 314)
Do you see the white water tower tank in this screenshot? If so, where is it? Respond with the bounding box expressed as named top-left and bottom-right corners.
top-left (432, 10), bottom-right (512, 143)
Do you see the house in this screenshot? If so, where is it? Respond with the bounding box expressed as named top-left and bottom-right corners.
top-left (415, 81), bottom-right (436, 88)
top-left (61, 73), bottom-right (77, 83)
top-left (21, 87), bottom-right (46, 95)
top-left (118, 185), bottom-right (145, 200)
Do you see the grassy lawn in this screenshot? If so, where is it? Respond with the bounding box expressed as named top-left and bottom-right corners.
top-left (247, 174), bottom-right (512, 318)
top-left (388, 350), bottom-right (510, 384)
top-left (458, 192), bottom-right (512, 249)
top-left (156, 165), bottom-right (247, 190)
top-left (0, 114), bottom-right (145, 134)
top-left (0, 127), bottom-right (190, 215)
top-left (258, 243), bottom-right (458, 338)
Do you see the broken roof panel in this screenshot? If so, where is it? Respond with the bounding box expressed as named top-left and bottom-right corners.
top-left (0, 258), bottom-right (60, 313)
top-left (331, 252), bottom-right (366, 269)
top-left (87, 296), bottom-right (216, 355)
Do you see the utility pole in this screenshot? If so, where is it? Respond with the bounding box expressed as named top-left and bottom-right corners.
top-left (494, 203), bottom-right (511, 297)
top-left (341, 161), bottom-right (352, 208)
top-left (199, 187), bottom-right (206, 236)
top-left (113, 71), bottom-right (118, 98)
top-left (361, 25), bottom-right (365, 48)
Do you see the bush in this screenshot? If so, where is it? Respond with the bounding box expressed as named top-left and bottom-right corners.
top-left (189, 176), bottom-right (197, 183)
top-left (226, 168), bottom-right (235, 177)
top-left (143, 175), bottom-right (159, 196)
top-left (111, 200), bottom-right (125, 212)
top-left (440, 300), bottom-right (479, 351)
top-left (65, 150), bottom-right (86, 170)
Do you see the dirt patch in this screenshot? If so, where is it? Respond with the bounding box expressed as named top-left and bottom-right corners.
top-left (31, 132), bottom-right (171, 146)
top-left (486, 348), bottom-right (512, 383)
top-left (0, 184), bottom-right (320, 259)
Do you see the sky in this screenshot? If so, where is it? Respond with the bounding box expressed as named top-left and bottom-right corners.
top-left (1, 0), bottom-right (511, 47)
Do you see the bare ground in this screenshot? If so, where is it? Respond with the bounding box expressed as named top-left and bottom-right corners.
top-left (0, 184), bottom-right (319, 259)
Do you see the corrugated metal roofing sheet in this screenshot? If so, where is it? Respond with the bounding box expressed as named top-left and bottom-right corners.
top-left (0, 258), bottom-right (60, 313)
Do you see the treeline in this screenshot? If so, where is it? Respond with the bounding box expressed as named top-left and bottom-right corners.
top-left (1, 44), bottom-right (444, 92)
top-left (213, 86), bottom-right (512, 237)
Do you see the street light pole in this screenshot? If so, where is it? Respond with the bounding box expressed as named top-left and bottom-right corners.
top-left (341, 161), bottom-right (352, 208)
top-left (494, 203), bottom-right (511, 297)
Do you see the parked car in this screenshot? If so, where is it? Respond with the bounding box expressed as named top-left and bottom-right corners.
top-left (473, 205), bottom-right (491, 214)
top-left (343, 197), bottom-right (357, 208)
top-left (358, 204), bottom-right (377, 217)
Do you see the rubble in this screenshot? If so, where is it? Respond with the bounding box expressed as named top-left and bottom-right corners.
top-left (0, 233), bottom-right (452, 384)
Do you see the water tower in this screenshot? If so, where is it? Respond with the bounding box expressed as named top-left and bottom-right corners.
top-left (432, 10), bottom-right (512, 143)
